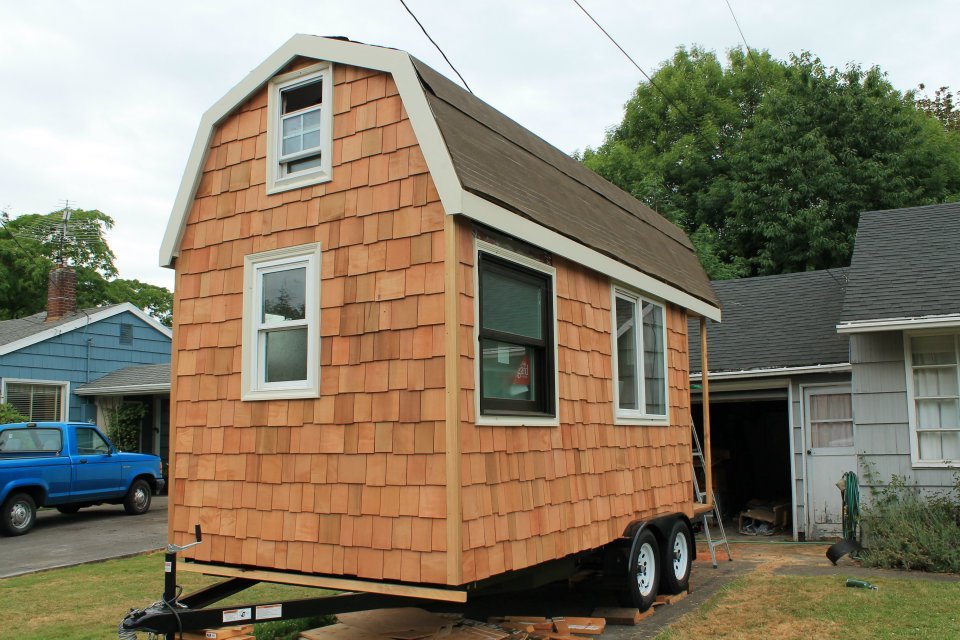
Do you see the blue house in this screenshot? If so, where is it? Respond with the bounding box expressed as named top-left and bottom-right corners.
top-left (0, 273), bottom-right (171, 459)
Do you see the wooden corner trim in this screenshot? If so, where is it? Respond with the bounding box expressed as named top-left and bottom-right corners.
top-left (443, 214), bottom-right (463, 586)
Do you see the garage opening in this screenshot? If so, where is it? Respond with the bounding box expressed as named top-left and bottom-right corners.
top-left (692, 394), bottom-right (793, 537)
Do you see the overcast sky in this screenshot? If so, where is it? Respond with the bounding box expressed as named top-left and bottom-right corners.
top-left (2, 1), bottom-right (956, 290)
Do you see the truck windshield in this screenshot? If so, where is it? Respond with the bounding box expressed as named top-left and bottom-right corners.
top-left (0, 428), bottom-right (62, 453)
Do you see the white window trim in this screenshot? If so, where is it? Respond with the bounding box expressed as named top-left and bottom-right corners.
top-left (241, 243), bottom-right (322, 401)
top-left (266, 62), bottom-right (334, 195)
top-left (904, 330), bottom-right (960, 468)
top-left (473, 239), bottom-right (559, 427)
top-left (1, 378), bottom-right (70, 422)
top-left (610, 285), bottom-right (670, 426)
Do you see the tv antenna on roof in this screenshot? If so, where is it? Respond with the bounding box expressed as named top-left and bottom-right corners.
top-left (9, 200), bottom-right (105, 267)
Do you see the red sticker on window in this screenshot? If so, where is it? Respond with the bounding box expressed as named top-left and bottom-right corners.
top-left (513, 355), bottom-right (530, 386)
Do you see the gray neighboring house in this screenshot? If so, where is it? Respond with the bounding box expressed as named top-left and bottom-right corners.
top-left (74, 362), bottom-right (171, 464)
top-left (690, 201), bottom-right (960, 541)
top-left (689, 269), bottom-right (851, 541)
top-left (838, 202), bottom-right (960, 493)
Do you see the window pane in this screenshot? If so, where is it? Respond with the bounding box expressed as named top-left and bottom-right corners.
top-left (282, 136), bottom-right (302, 156)
top-left (282, 116), bottom-right (302, 136)
top-left (302, 109), bottom-right (322, 130)
top-left (0, 428), bottom-right (62, 453)
top-left (642, 301), bottom-right (665, 415)
top-left (916, 398), bottom-right (960, 429)
top-left (76, 428), bottom-right (110, 455)
top-left (480, 339), bottom-right (537, 402)
top-left (812, 420), bottom-right (854, 447)
top-left (615, 297), bottom-right (638, 410)
top-left (283, 80), bottom-right (322, 113)
top-left (261, 267), bottom-right (306, 323)
top-left (5, 383), bottom-right (61, 421)
top-left (480, 265), bottom-right (543, 340)
top-left (264, 329), bottom-right (308, 383)
top-left (287, 155), bottom-right (323, 174)
top-left (918, 431), bottom-right (960, 461)
top-left (912, 335), bottom-right (957, 366)
top-left (914, 366), bottom-right (959, 398)
top-left (810, 393), bottom-right (852, 421)
top-left (302, 130), bottom-right (322, 150)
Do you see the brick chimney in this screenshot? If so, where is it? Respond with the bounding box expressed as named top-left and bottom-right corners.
top-left (46, 267), bottom-right (77, 321)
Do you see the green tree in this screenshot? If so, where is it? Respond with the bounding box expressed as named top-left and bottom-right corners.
top-left (916, 84), bottom-right (960, 133)
top-left (0, 208), bottom-right (173, 325)
top-left (580, 47), bottom-right (960, 278)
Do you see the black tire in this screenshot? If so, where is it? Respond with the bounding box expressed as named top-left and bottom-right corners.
top-left (56, 505), bottom-right (81, 515)
top-left (1, 492), bottom-right (37, 536)
top-left (627, 528), bottom-right (660, 611)
top-left (123, 479), bottom-right (152, 515)
top-left (660, 520), bottom-right (692, 594)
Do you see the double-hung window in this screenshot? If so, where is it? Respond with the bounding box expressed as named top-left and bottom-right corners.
top-left (242, 244), bottom-right (321, 400)
top-left (907, 333), bottom-right (960, 465)
top-left (267, 63), bottom-right (333, 193)
top-left (477, 248), bottom-right (555, 417)
top-left (613, 289), bottom-right (667, 422)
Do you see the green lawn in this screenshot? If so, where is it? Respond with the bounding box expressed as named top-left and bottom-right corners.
top-left (656, 571), bottom-right (960, 640)
top-left (0, 553), bottom-right (329, 640)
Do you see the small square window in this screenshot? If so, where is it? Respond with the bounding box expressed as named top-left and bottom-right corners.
top-left (267, 64), bottom-right (334, 194)
top-left (478, 252), bottom-right (555, 416)
top-left (613, 290), bottom-right (668, 421)
top-left (242, 244), bottom-right (322, 400)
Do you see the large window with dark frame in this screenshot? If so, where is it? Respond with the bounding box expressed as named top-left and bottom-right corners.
top-left (478, 252), bottom-right (555, 416)
top-left (613, 290), bottom-right (667, 420)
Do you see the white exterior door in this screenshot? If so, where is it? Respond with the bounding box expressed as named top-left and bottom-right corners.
top-left (804, 385), bottom-right (855, 539)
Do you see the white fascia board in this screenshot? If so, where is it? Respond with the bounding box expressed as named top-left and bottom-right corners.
top-left (837, 314), bottom-right (960, 334)
top-left (159, 34), bottom-right (463, 268)
top-left (689, 362), bottom-right (851, 382)
top-left (0, 303), bottom-right (170, 357)
top-left (74, 383), bottom-right (170, 397)
top-left (460, 192), bottom-right (721, 320)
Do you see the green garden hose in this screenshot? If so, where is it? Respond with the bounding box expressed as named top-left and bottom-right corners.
top-left (843, 471), bottom-right (860, 542)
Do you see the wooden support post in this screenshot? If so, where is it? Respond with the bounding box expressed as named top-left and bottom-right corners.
top-left (699, 316), bottom-right (713, 507)
top-left (443, 214), bottom-right (463, 586)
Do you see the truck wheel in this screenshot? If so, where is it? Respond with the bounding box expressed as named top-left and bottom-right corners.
top-left (57, 505), bottom-right (81, 515)
top-left (2, 493), bottom-right (37, 536)
top-left (123, 479), bottom-right (152, 515)
top-left (627, 528), bottom-right (660, 611)
top-left (660, 520), bottom-right (692, 594)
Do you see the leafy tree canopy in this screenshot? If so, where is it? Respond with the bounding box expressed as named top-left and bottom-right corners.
top-left (0, 208), bottom-right (172, 326)
top-left (579, 47), bottom-right (960, 278)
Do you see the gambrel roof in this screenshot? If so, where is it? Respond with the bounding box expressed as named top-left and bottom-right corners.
top-left (160, 35), bottom-right (720, 319)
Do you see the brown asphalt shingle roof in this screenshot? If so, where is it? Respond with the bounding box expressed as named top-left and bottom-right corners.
top-left (410, 57), bottom-right (719, 309)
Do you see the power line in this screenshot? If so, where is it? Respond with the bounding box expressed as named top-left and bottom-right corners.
top-left (398, 0), bottom-right (473, 93)
top-left (571, 0), bottom-right (732, 170)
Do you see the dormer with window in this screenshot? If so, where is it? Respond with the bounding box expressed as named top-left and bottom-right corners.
top-left (266, 62), bottom-right (334, 193)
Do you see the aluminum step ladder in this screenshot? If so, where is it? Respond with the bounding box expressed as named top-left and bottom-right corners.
top-left (691, 425), bottom-right (732, 568)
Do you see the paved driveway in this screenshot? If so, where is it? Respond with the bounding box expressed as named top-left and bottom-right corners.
top-left (0, 496), bottom-right (168, 578)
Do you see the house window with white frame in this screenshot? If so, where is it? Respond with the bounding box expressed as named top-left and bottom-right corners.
top-left (477, 250), bottom-right (555, 417)
top-left (242, 244), bottom-right (321, 400)
top-left (909, 334), bottom-right (960, 464)
top-left (613, 290), bottom-right (667, 420)
top-left (267, 64), bottom-right (333, 193)
top-left (2, 380), bottom-right (67, 421)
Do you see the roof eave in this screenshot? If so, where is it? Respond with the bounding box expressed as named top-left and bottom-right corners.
top-left (837, 313), bottom-right (960, 334)
top-left (74, 382), bottom-right (171, 396)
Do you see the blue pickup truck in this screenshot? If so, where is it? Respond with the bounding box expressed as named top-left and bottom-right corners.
top-left (0, 422), bottom-right (165, 536)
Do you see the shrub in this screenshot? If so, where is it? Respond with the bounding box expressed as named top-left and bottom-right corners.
top-left (105, 402), bottom-right (146, 452)
top-left (859, 473), bottom-right (960, 573)
top-left (0, 403), bottom-right (28, 424)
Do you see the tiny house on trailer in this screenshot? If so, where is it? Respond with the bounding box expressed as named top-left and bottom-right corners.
top-left (157, 35), bottom-right (721, 619)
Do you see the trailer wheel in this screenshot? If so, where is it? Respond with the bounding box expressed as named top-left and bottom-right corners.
top-left (124, 479), bottom-right (152, 515)
top-left (627, 528), bottom-right (660, 611)
top-left (660, 520), bottom-right (692, 594)
top-left (2, 492), bottom-right (37, 536)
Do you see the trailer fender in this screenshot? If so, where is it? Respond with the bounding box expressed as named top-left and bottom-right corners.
top-left (622, 514), bottom-right (696, 562)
